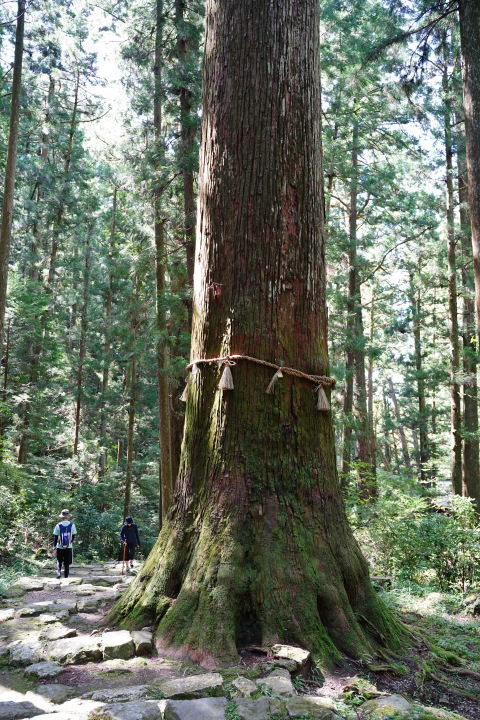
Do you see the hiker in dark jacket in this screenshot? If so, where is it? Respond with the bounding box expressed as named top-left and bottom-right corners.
top-left (120, 516), bottom-right (140, 572)
top-left (53, 509), bottom-right (77, 579)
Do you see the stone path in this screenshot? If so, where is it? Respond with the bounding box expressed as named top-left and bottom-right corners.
top-left (0, 564), bottom-right (468, 720)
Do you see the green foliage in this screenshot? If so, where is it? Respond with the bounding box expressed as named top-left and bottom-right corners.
top-left (348, 471), bottom-right (480, 592)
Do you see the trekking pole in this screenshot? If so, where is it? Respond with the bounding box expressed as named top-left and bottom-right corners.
top-left (122, 540), bottom-right (126, 575)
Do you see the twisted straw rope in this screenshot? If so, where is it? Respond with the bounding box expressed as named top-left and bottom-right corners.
top-left (186, 354), bottom-right (336, 388)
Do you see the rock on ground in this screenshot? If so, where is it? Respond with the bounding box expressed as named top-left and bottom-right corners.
top-left (361, 694), bottom-right (413, 718)
top-left (257, 668), bottom-right (294, 697)
top-left (233, 697), bottom-right (282, 720)
top-left (0, 701), bottom-right (39, 720)
top-left (231, 676), bottom-right (257, 697)
top-left (41, 626), bottom-right (77, 642)
top-left (31, 685), bottom-right (75, 704)
top-left (285, 696), bottom-right (336, 719)
top-left (102, 630), bottom-right (135, 660)
top-left (8, 640), bottom-right (43, 666)
top-left (163, 698), bottom-right (228, 720)
top-left (24, 661), bottom-right (65, 679)
top-left (97, 701), bottom-right (164, 720)
top-left (271, 644), bottom-right (310, 671)
top-left (47, 635), bottom-right (102, 664)
top-left (88, 686), bottom-right (151, 702)
top-left (157, 673), bottom-right (224, 699)
top-left (0, 608), bottom-right (15, 622)
top-left (131, 630), bottom-right (152, 656)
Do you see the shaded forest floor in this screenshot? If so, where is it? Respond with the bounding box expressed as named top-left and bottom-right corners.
top-left (0, 563), bottom-right (480, 719)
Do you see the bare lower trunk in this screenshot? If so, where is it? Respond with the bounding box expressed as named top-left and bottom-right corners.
top-left (459, 0), bottom-right (480, 343)
top-left (72, 225), bottom-right (90, 461)
top-left (99, 189), bottom-right (116, 478)
top-left (442, 32), bottom-right (462, 495)
top-left (410, 275), bottom-right (428, 480)
top-left (458, 116), bottom-right (480, 508)
top-left (154, 0), bottom-right (173, 528)
top-left (387, 377), bottom-right (411, 470)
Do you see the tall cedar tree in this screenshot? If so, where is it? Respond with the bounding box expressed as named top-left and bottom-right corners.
top-left (111, 0), bottom-right (400, 668)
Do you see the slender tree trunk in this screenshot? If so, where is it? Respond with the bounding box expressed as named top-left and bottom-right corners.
top-left (47, 70), bottom-right (79, 292)
top-left (72, 224), bottom-right (90, 462)
top-left (410, 275), bottom-right (428, 480)
top-left (123, 359), bottom-right (137, 521)
top-left (386, 377), bottom-right (411, 470)
top-left (111, 0), bottom-right (400, 668)
top-left (0, 319), bottom-right (10, 457)
top-left (154, 0), bottom-right (173, 529)
top-left (442, 31), bottom-right (462, 495)
top-left (0, 0), bottom-right (25, 361)
top-left (458, 118), bottom-right (480, 508)
top-left (99, 189), bottom-right (116, 478)
top-left (344, 118), bottom-right (375, 497)
top-left (459, 0), bottom-right (480, 343)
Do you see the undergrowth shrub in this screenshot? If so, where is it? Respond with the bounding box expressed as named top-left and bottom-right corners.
top-left (345, 469), bottom-right (480, 592)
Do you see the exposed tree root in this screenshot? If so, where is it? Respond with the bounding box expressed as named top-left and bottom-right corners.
top-left (430, 673), bottom-right (480, 703)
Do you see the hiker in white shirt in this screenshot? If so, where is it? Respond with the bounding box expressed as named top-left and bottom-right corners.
top-left (53, 509), bottom-right (77, 579)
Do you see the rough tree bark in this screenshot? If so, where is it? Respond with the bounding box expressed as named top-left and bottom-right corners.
top-left (458, 123), bottom-right (480, 508)
top-left (154, 0), bottom-right (173, 528)
top-left (441, 30), bottom-right (462, 495)
top-left (111, 0), bottom-right (400, 669)
top-left (0, 0), bottom-right (25, 361)
top-left (459, 0), bottom-right (480, 342)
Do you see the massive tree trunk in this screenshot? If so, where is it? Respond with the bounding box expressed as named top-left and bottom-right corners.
top-left (111, 0), bottom-right (399, 669)
top-left (459, 0), bottom-right (480, 342)
top-left (0, 0), bottom-right (25, 361)
top-left (442, 31), bottom-right (462, 495)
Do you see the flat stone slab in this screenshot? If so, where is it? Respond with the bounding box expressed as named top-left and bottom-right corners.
top-left (0, 608), bottom-right (15, 622)
top-left (77, 597), bottom-right (104, 612)
top-left (89, 576), bottom-right (121, 586)
top-left (163, 698), bottom-right (228, 720)
top-left (0, 701), bottom-right (40, 720)
top-left (24, 661), bottom-right (65, 679)
top-left (272, 644), bottom-right (310, 671)
top-left (51, 599), bottom-right (77, 613)
top-left (285, 696), bottom-right (336, 719)
top-left (32, 685), bottom-right (75, 704)
top-left (159, 673), bottom-right (224, 699)
top-left (38, 614), bottom-right (63, 625)
top-left (102, 630), bottom-right (135, 660)
top-left (257, 668), bottom-right (294, 696)
top-left (47, 635), bottom-right (102, 664)
top-left (3, 587), bottom-right (25, 598)
top-left (15, 603), bottom-right (50, 618)
top-left (362, 695), bottom-right (413, 718)
top-left (98, 701), bottom-right (164, 720)
top-left (41, 626), bottom-right (77, 642)
top-left (11, 577), bottom-right (46, 592)
top-left (8, 640), bottom-right (43, 666)
top-left (131, 630), bottom-right (152, 656)
top-left (89, 686), bottom-right (150, 702)
top-left (234, 697), bottom-right (282, 720)
top-left (231, 676), bottom-right (257, 697)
